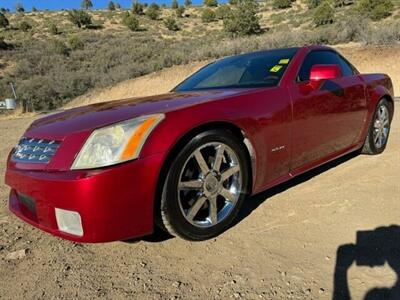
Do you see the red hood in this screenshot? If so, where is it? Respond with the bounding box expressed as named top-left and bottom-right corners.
top-left (26, 90), bottom-right (247, 140)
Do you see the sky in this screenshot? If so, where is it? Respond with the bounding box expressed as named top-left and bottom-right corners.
top-left (0, 0), bottom-right (210, 11)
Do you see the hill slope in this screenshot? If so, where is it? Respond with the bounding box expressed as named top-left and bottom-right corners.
top-left (65, 44), bottom-right (400, 108)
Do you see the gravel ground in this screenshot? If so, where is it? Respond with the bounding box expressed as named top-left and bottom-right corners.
top-left (0, 106), bottom-right (399, 299)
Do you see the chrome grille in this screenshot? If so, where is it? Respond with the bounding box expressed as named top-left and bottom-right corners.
top-left (12, 137), bottom-right (61, 163)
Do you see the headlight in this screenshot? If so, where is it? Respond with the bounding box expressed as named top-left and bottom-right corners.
top-left (71, 114), bottom-right (164, 170)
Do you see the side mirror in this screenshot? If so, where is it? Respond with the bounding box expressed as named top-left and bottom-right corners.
top-left (310, 64), bottom-right (342, 81)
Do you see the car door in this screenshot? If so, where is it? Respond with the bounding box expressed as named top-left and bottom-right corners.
top-left (288, 50), bottom-right (367, 171)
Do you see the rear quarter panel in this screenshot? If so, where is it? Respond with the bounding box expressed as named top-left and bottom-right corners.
top-left (358, 74), bottom-right (395, 142)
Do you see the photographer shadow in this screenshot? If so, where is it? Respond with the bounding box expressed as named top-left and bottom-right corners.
top-left (333, 225), bottom-right (400, 300)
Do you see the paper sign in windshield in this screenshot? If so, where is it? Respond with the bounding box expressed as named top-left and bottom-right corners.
top-left (270, 65), bottom-right (283, 73)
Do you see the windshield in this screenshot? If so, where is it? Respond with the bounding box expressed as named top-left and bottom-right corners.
top-left (174, 48), bottom-right (299, 92)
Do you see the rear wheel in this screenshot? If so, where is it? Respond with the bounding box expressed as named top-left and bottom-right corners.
top-left (361, 98), bottom-right (392, 155)
top-left (158, 130), bottom-right (249, 241)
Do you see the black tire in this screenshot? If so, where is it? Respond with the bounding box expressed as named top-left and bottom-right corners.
top-left (361, 98), bottom-right (392, 155)
top-left (157, 129), bottom-right (250, 241)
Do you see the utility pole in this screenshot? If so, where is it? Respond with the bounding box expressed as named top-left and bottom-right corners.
top-left (10, 83), bottom-right (17, 99)
top-left (10, 82), bottom-right (27, 113)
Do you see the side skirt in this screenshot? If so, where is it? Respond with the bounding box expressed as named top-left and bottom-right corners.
top-left (251, 142), bottom-right (364, 196)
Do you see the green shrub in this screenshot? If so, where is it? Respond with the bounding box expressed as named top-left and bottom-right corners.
top-left (19, 20), bottom-right (32, 32)
top-left (108, 1), bottom-right (116, 10)
top-left (68, 9), bottom-right (92, 28)
top-left (146, 3), bottom-right (160, 20)
top-left (215, 5), bottom-right (231, 20)
top-left (273, 0), bottom-right (292, 9)
top-left (224, 0), bottom-right (261, 36)
top-left (52, 40), bottom-right (69, 56)
top-left (185, 0), bottom-right (192, 7)
top-left (171, 0), bottom-right (179, 9)
top-left (122, 12), bottom-right (140, 30)
top-left (201, 8), bottom-right (216, 22)
top-left (176, 6), bottom-right (185, 18)
top-left (333, 0), bottom-right (354, 7)
top-left (16, 2), bottom-right (25, 13)
top-left (313, 1), bottom-right (334, 26)
top-left (307, 0), bottom-right (322, 9)
top-left (49, 23), bottom-right (59, 35)
top-left (132, 0), bottom-right (144, 14)
top-left (228, 0), bottom-right (238, 5)
top-left (0, 12), bottom-right (9, 28)
top-left (0, 37), bottom-right (9, 49)
top-left (69, 35), bottom-right (84, 50)
top-left (357, 0), bottom-right (394, 21)
top-left (149, 2), bottom-right (160, 10)
top-left (81, 0), bottom-right (93, 10)
top-left (204, 0), bottom-right (218, 7)
top-left (164, 16), bottom-right (179, 31)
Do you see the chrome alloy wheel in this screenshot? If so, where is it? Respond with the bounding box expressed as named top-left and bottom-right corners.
top-left (177, 142), bottom-right (242, 228)
top-left (373, 104), bottom-right (390, 149)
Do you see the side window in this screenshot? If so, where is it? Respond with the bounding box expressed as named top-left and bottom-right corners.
top-left (298, 51), bottom-right (343, 82)
top-left (338, 55), bottom-right (357, 77)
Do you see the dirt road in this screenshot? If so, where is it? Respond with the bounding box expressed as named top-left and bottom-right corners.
top-left (0, 107), bottom-right (399, 299)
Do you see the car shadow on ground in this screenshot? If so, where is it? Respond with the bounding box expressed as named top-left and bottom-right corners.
top-left (233, 150), bottom-right (359, 227)
top-left (332, 225), bottom-right (400, 300)
top-left (126, 150), bottom-right (360, 244)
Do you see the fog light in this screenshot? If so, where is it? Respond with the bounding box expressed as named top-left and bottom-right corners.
top-left (55, 208), bottom-right (83, 237)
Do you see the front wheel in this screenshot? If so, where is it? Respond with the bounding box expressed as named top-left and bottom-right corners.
top-left (361, 98), bottom-right (392, 155)
top-left (158, 130), bottom-right (249, 241)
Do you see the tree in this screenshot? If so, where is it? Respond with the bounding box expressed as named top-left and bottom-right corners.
top-left (171, 0), bottom-right (179, 9)
top-left (164, 16), bottom-right (179, 30)
top-left (204, 0), bottom-right (218, 7)
top-left (313, 1), bottom-right (334, 26)
top-left (357, 0), bottom-right (393, 21)
top-left (81, 0), bottom-right (93, 10)
top-left (176, 6), bottom-right (185, 17)
top-left (184, 0), bottom-right (192, 7)
top-left (122, 12), bottom-right (140, 30)
top-left (108, 1), bottom-right (116, 10)
top-left (146, 3), bottom-right (160, 20)
top-left (201, 8), bottom-right (216, 22)
top-left (115, 2), bottom-right (121, 9)
top-left (224, 0), bottom-right (261, 35)
top-left (68, 9), bottom-right (92, 28)
top-left (16, 2), bottom-right (25, 12)
top-left (32, 6), bottom-right (38, 12)
top-left (0, 12), bottom-right (9, 29)
top-left (273, 0), bottom-right (292, 9)
top-left (132, 0), bottom-right (144, 14)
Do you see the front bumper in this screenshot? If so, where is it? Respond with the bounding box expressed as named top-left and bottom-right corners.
top-left (5, 153), bottom-right (164, 243)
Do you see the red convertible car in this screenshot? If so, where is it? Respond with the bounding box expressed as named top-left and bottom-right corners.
top-left (5, 45), bottom-right (394, 242)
